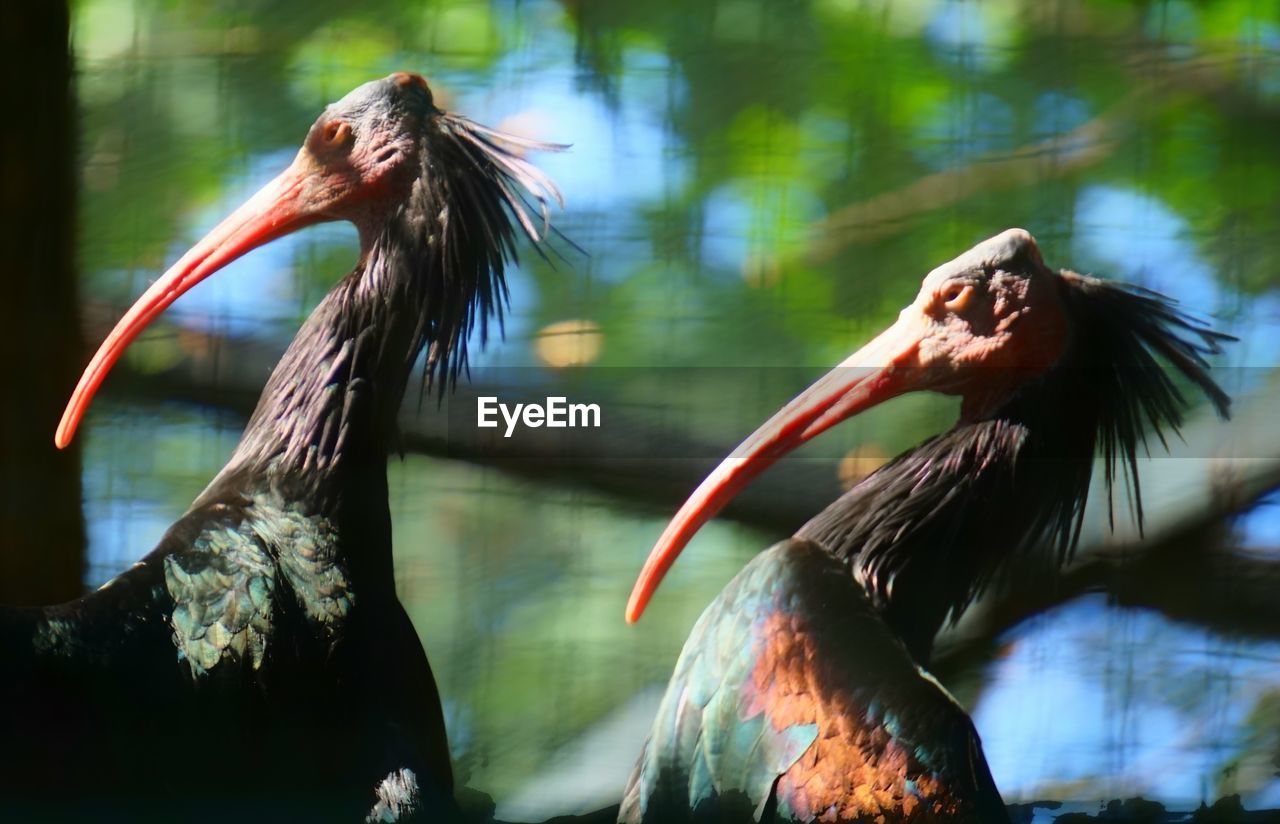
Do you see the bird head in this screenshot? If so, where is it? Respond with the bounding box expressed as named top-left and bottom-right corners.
top-left (55, 72), bottom-right (562, 449)
top-left (625, 228), bottom-right (1230, 623)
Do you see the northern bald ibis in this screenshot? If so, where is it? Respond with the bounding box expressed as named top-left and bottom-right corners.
top-left (1, 73), bottom-right (562, 822)
top-left (620, 229), bottom-right (1230, 823)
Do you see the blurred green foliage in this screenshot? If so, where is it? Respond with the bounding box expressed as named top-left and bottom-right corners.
top-left (71, 0), bottom-right (1280, 812)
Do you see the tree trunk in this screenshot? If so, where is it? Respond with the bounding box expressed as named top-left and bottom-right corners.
top-left (0, 0), bottom-right (85, 604)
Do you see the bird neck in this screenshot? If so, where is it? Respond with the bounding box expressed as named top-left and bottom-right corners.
top-left (796, 373), bottom-right (1095, 666)
top-left (202, 209), bottom-right (434, 585)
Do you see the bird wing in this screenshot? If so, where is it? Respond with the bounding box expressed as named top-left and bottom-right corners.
top-left (620, 539), bottom-right (1008, 823)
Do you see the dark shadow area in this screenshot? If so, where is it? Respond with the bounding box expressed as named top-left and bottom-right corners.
top-left (0, 0), bottom-right (85, 604)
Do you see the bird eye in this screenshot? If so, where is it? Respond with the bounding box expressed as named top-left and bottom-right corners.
top-left (941, 283), bottom-right (973, 312)
top-left (321, 120), bottom-right (352, 148)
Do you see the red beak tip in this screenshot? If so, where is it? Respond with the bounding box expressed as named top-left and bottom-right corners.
top-left (54, 412), bottom-right (78, 450)
top-left (624, 592), bottom-right (646, 624)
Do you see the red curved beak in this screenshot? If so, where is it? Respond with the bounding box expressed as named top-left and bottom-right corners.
top-left (55, 159), bottom-right (319, 449)
top-left (624, 311), bottom-right (931, 623)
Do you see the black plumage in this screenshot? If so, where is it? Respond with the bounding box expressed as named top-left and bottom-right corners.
top-left (2, 73), bottom-right (561, 822)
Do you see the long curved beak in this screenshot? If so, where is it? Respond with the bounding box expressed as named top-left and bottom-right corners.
top-left (624, 311), bottom-right (931, 623)
top-left (55, 159), bottom-right (320, 449)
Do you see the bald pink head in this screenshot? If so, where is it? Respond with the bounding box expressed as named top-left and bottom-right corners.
top-left (626, 228), bottom-right (1070, 623)
top-left (55, 74), bottom-right (444, 449)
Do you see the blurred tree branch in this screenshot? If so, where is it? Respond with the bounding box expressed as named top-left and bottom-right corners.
top-left (92, 320), bottom-right (1280, 652)
top-left (86, 315), bottom-right (840, 533)
top-left (806, 29), bottom-right (1280, 263)
top-left (805, 94), bottom-right (1133, 262)
top-left (932, 507), bottom-right (1280, 686)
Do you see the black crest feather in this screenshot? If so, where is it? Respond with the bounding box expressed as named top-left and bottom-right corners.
top-left (1055, 272), bottom-right (1232, 531)
top-left (412, 112), bottom-right (566, 394)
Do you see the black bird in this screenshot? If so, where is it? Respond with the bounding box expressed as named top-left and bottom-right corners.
top-left (619, 229), bottom-right (1231, 822)
top-left (1, 72), bottom-right (562, 822)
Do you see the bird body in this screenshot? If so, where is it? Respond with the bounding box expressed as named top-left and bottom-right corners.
top-left (622, 229), bottom-right (1230, 823)
top-left (2, 73), bottom-right (562, 821)
top-left (619, 539), bottom-right (1006, 823)
top-left (2, 491), bottom-right (448, 821)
